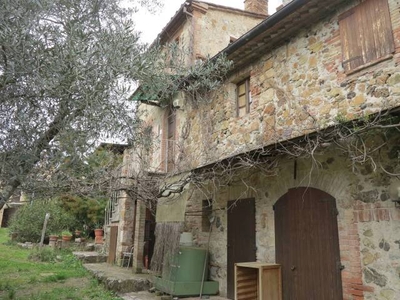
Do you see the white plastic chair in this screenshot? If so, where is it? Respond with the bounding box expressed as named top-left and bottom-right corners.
top-left (122, 246), bottom-right (134, 268)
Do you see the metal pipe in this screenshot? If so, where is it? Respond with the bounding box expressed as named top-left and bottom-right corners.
top-left (199, 214), bottom-right (215, 298)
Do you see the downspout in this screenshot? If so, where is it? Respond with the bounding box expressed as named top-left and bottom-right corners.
top-left (131, 198), bottom-right (138, 253)
top-left (183, 2), bottom-right (195, 67)
top-left (199, 214), bottom-right (216, 298)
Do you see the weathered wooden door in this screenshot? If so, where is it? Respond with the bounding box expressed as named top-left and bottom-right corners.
top-left (107, 226), bottom-right (118, 264)
top-left (227, 198), bottom-right (256, 299)
top-left (143, 207), bottom-right (156, 269)
top-left (274, 187), bottom-right (343, 300)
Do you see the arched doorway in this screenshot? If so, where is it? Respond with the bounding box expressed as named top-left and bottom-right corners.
top-left (274, 187), bottom-right (343, 300)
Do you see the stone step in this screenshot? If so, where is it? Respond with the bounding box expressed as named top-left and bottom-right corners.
top-left (73, 251), bottom-right (107, 264)
top-left (83, 263), bottom-right (152, 294)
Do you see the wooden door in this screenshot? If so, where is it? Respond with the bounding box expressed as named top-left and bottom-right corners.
top-left (143, 208), bottom-right (156, 269)
top-left (107, 226), bottom-right (118, 264)
top-left (274, 187), bottom-right (343, 300)
top-left (227, 198), bottom-right (256, 299)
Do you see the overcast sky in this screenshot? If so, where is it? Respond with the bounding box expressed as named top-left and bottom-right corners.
top-left (134, 0), bottom-right (283, 44)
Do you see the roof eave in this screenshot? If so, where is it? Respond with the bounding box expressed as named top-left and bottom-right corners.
top-left (215, 0), bottom-right (348, 73)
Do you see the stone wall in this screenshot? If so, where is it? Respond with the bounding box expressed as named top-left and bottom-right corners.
top-left (193, 5), bottom-right (266, 60)
top-left (244, 0), bottom-right (268, 15)
top-left (104, 149), bottom-right (141, 267)
top-left (137, 4), bottom-right (265, 173)
top-left (134, 0), bottom-right (400, 295)
top-left (114, 190), bottom-right (135, 264)
top-left (111, 0), bottom-right (276, 274)
top-left (182, 136), bottom-right (400, 299)
top-left (166, 0), bottom-right (400, 171)
top-left (132, 200), bottom-right (146, 273)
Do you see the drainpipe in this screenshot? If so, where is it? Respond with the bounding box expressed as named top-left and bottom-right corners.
top-left (132, 198), bottom-right (137, 247)
top-left (183, 2), bottom-right (195, 67)
top-left (199, 214), bottom-right (216, 298)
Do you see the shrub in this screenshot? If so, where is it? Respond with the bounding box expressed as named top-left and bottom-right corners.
top-left (8, 200), bottom-right (77, 243)
top-left (28, 247), bottom-right (58, 262)
top-left (58, 194), bottom-right (107, 230)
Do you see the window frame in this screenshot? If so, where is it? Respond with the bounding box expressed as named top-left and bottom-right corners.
top-left (166, 108), bottom-right (176, 172)
top-left (236, 78), bottom-right (251, 117)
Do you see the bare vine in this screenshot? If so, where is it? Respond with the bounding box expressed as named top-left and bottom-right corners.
top-left (110, 108), bottom-right (400, 216)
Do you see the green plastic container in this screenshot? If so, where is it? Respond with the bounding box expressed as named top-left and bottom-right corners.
top-left (154, 246), bottom-right (219, 296)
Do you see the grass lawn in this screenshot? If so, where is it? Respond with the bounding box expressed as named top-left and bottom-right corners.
top-left (0, 228), bottom-right (122, 300)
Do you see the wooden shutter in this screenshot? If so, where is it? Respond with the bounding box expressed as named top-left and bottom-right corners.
top-left (339, 0), bottom-right (394, 73)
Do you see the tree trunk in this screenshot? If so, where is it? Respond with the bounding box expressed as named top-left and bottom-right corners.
top-left (0, 107), bottom-right (71, 209)
top-left (0, 180), bottom-right (20, 210)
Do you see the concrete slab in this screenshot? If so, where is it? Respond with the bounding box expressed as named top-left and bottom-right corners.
top-left (83, 263), bottom-right (152, 293)
top-left (120, 291), bottom-right (229, 300)
top-left (73, 251), bottom-right (107, 263)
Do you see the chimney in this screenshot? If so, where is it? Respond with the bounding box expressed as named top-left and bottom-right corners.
top-left (244, 0), bottom-right (268, 15)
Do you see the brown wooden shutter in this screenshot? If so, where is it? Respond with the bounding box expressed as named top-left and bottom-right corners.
top-left (371, 0), bottom-right (395, 58)
top-left (339, 8), bottom-right (364, 72)
top-left (339, 0), bottom-right (394, 73)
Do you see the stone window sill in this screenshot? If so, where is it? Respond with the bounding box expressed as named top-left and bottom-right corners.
top-left (345, 54), bottom-right (393, 76)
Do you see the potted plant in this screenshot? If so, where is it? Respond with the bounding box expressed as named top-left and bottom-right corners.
top-left (49, 233), bottom-right (59, 242)
top-left (61, 230), bottom-right (73, 242)
top-left (74, 229), bottom-right (82, 237)
top-left (94, 223), bottom-right (104, 244)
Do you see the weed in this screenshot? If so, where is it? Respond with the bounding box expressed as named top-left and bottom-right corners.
top-left (0, 282), bottom-right (16, 300)
top-left (28, 247), bottom-right (58, 262)
top-left (0, 281), bottom-right (12, 291)
top-left (61, 253), bottom-right (83, 270)
top-left (43, 273), bottom-right (67, 282)
top-left (0, 228), bottom-right (122, 300)
top-left (7, 288), bottom-right (16, 300)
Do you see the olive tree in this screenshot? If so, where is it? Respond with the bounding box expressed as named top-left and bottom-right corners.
top-left (0, 0), bottom-right (164, 208)
top-left (0, 0), bottom-right (233, 209)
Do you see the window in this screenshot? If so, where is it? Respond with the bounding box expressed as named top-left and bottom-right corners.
top-left (339, 0), bottom-right (394, 73)
top-left (237, 78), bottom-right (251, 117)
top-left (166, 108), bottom-right (176, 172)
top-left (109, 191), bottom-right (119, 223)
top-left (202, 200), bottom-right (213, 232)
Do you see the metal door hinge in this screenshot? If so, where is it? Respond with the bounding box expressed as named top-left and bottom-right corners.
top-left (337, 262), bottom-right (345, 271)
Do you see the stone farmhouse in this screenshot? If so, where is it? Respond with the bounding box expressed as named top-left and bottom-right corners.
top-left (105, 0), bottom-right (400, 299)
top-left (103, 0), bottom-right (266, 280)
